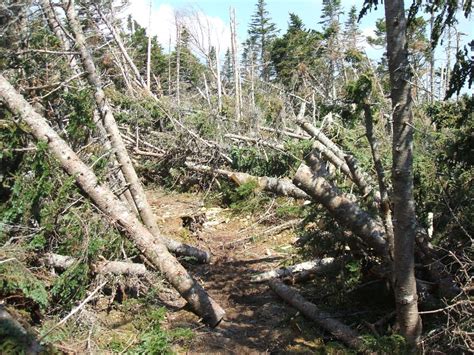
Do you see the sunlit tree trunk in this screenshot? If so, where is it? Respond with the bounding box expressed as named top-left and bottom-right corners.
top-left (383, 0), bottom-right (422, 348)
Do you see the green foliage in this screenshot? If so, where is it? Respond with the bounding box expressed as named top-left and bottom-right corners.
top-left (132, 308), bottom-right (193, 354)
top-left (220, 179), bottom-right (268, 213)
top-left (50, 263), bottom-right (90, 310)
top-left (230, 139), bottom-right (311, 178)
top-left (415, 96), bottom-right (474, 245)
top-left (58, 89), bottom-right (95, 148)
top-left (0, 141), bottom-right (55, 239)
top-left (361, 334), bottom-right (407, 353)
top-left (0, 261), bottom-right (49, 311)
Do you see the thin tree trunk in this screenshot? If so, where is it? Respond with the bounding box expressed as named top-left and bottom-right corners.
top-left (186, 162), bottom-right (310, 200)
top-left (383, 0), bottom-right (422, 347)
top-left (146, 0), bottom-right (152, 91)
top-left (230, 7), bottom-right (241, 121)
top-left (293, 163), bottom-right (387, 256)
top-left (363, 104), bottom-right (394, 259)
top-left (96, 6), bottom-right (147, 91)
top-left (64, 0), bottom-right (210, 263)
top-left (0, 75), bottom-right (225, 327)
top-left (251, 258), bottom-right (337, 283)
top-left (269, 280), bottom-right (362, 349)
top-left (175, 19), bottom-right (181, 108)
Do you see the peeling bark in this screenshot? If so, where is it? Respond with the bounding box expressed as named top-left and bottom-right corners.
top-left (0, 75), bottom-right (225, 327)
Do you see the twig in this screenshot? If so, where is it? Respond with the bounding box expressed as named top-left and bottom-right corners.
top-left (40, 281), bottom-right (107, 340)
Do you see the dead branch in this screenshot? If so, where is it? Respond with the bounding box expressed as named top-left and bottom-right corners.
top-left (251, 257), bottom-right (337, 283)
top-left (42, 253), bottom-right (149, 276)
top-left (293, 163), bottom-right (387, 256)
top-left (269, 279), bottom-right (363, 349)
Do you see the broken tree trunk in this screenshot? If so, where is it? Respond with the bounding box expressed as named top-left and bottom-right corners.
top-left (269, 280), bottom-right (362, 349)
top-left (293, 163), bottom-right (387, 256)
top-left (186, 162), bottom-right (309, 200)
top-left (64, 0), bottom-right (209, 263)
top-left (251, 258), bottom-right (337, 283)
top-left (0, 75), bottom-right (225, 327)
top-left (43, 253), bottom-right (149, 277)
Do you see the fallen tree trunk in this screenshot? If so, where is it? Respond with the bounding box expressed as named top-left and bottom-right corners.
top-left (296, 116), bottom-right (374, 196)
top-left (0, 75), bottom-right (225, 327)
top-left (269, 279), bottom-right (363, 349)
top-left (63, 0), bottom-right (209, 264)
top-left (251, 258), bottom-right (337, 283)
top-left (43, 253), bottom-right (149, 276)
top-left (186, 162), bottom-right (309, 200)
top-left (293, 163), bottom-right (387, 257)
top-left (0, 305), bottom-right (42, 354)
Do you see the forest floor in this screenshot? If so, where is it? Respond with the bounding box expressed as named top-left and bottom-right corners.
top-left (24, 187), bottom-right (338, 354)
top-left (146, 188), bottom-right (325, 354)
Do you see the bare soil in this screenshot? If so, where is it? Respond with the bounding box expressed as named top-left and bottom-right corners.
top-left (147, 189), bottom-right (324, 354)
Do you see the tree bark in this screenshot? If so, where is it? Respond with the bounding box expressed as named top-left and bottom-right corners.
top-left (185, 162), bottom-right (309, 200)
top-left (293, 163), bottom-right (387, 256)
top-left (0, 75), bottom-right (225, 327)
top-left (383, 0), bottom-right (422, 347)
top-left (64, 0), bottom-right (209, 263)
top-left (230, 7), bottom-right (241, 121)
top-left (251, 258), bottom-right (337, 283)
top-left (43, 253), bottom-right (149, 277)
top-left (269, 280), bottom-right (362, 349)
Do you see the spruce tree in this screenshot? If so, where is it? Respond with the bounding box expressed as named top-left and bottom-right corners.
top-left (247, 0), bottom-right (278, 81)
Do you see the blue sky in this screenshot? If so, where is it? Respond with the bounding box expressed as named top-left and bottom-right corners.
top-left (127, 0), bottom-right (473, 66)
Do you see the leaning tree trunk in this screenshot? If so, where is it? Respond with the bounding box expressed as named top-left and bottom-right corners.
top-left (0, 75), bottom-right (225, 327)
top-left (63, 0), bottom-right (209, 263)
top-left (383, 0), bottom-right (422, 347)
top-left (293, 163), bottom-right (387, 257)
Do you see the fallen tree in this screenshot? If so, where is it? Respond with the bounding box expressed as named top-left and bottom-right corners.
top-left (251, 257), bottom-right (337, 283)
top-left (293, 163), bottom-right (387, 257)
top-left (62, 0), bottom-right (210, 264)
top-left (42, 253), bottom-right (149, 277)
top-left (185, 162), bottom-right (310, 200)
top-left (0, 75), bottom-right (225, 327)
top-left (269, 279), bottom-right (363, 349)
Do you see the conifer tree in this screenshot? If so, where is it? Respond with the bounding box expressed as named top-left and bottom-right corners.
top-left (247, 0), bottom-right (278, 81)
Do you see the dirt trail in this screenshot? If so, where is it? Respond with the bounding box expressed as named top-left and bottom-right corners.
top-left (147, 189), bottom-right (319, 354)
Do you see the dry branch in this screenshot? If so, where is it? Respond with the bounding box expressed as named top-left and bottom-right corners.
top-left (251, 257), bottom-right (337, 283)
top-left (269, 280), bottom-right (363, 349)
top-left (0, 75), bottom-right (225, 327)
top-left (43, 253), bottom-right (149, 276)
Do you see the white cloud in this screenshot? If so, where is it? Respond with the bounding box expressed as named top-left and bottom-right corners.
top-left (124, 1), bottom-right (230, 60)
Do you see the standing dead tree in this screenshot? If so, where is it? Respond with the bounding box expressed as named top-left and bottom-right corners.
top-left (0, 74), bottom-right (225, 327)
